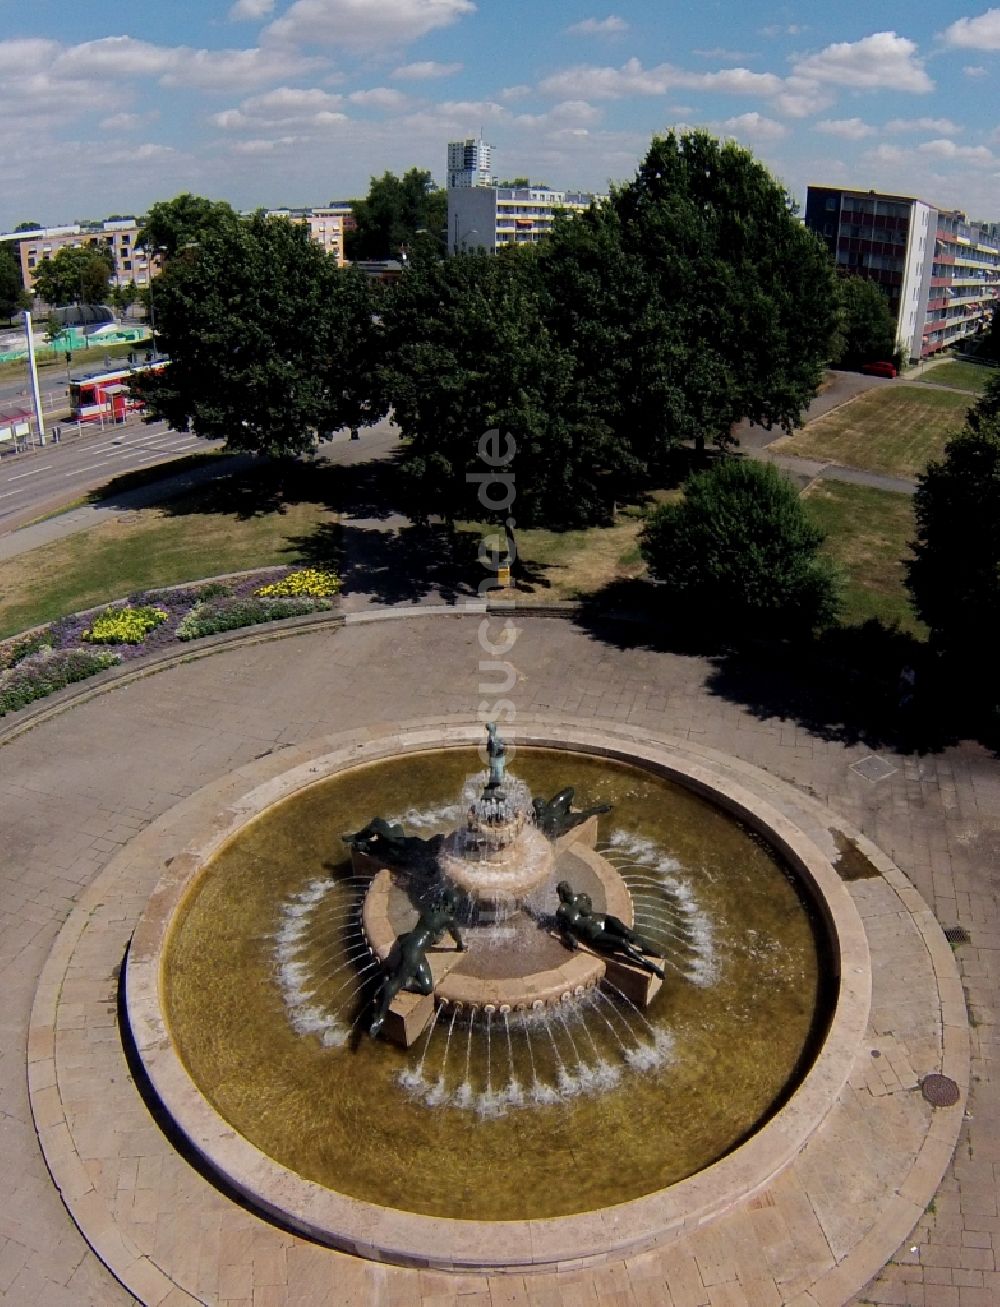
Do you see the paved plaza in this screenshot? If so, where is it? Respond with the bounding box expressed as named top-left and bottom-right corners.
top-left (1, 608), bottom-right (998, 1305)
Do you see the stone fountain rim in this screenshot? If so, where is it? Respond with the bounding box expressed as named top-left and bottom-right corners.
top-left (121, 722), bottom-right (871, 1273)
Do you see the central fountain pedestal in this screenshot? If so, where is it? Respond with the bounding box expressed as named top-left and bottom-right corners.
top-left (359, 819), bottom-right (658, 1047)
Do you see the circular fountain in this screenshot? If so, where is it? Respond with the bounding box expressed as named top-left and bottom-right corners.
top-left (124, 723), bottom-right (869, 1270)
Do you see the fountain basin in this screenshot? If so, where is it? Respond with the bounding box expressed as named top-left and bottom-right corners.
top-left (124, 725), bottom-right (869, 1272)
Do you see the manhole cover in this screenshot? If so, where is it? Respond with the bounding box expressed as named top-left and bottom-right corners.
top-left (850, 754), bottom-right (899, 783)
top-left (921, 1074), bottom-right (960, 1107)
top-left (944, 926), bottom-right (971, 945)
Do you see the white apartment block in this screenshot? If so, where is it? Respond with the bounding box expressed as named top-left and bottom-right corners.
top-left (448, 184), bottom-right (605, 255)
top-left (447, 138), bottom-right (494, 189)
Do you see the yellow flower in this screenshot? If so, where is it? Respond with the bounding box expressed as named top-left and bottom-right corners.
top-left (254, 568), bottom-right (340, 599)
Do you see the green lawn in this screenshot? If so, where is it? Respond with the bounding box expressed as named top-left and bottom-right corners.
top-left (803, 480), bottom-right (922, 633)
top-left (770, 384), bottom-right (971, 479)
top-left (0, 491), bottom-right (337, 639)
top-left (913, 359), bottom-right (996, 394)
top-left (0, 454), bottom-right (921, 644)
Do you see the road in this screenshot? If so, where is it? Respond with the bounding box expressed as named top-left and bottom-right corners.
top-left (0, 415), bottom-right (220, 530)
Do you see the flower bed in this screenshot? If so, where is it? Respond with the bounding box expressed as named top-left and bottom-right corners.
top-left (0, 649), bottom-right (122, 717)
top-left (84, 605), bottom-right (169, 645)
top-left (0, 567), bottom-right (339, 719)
top-left (177, 595), bottom-right (332, 641)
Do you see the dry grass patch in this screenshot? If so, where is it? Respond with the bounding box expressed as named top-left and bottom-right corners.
top-left (771, 384), bottom-right (970, 479)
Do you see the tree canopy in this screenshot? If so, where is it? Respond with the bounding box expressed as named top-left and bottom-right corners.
top-left (0, 244), bottom-right (28, 320)
top-left (640, 458), bottom-right (841, 637)
top-left (346, 169), bottom-right (446, 260)
top-left (379, 130), bottom-right (838, 525)
top-left (31, 245), bottom-right (113, 306)
top-left (137, 193), bottom-right (240, 259)
top-left (133, 212), bottom-right (386, 455)
top-left (380, 246), bottom-right (625, 524)
top-left (830, 276), bottom-right (898, 368)
top-left (906, 410), bottom-right (1000, 663)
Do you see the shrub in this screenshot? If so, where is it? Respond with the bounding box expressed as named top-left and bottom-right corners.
top-left (640, 458), bottom-right (841, 638)
top-left (254, 568), bottom-right (340, 599)
top-left (83, 604), bottom-right (169, 645)
top-left (176, 595), bottom-right (329, 641)
top-left (0, 630), bottom-right (54, 671)
top-left (0, 649), bottom-right (121, 717)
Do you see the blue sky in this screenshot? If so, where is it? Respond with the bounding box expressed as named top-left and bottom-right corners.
top-left (0, 1), bottom-right (997, 229)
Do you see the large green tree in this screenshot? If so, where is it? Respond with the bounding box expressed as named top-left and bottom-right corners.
top-left (346, 169), bottom-right (446, 260)
top-left (830, 276), bottom-right (898, 368)
top-left (541, 131), bottom-right (839, 467)
top-left (640, 458), bottom-right (841, 637)
top-left (0, 244), bottom-right (28, 320)
top-left (137, 193), bottom-right (240, 259)
top-left (31, 245), bottom-right (113, 306)
top-left (906, 412), bottom-right (1000, 662)
top-left (133, 213), bottom-right (384, 455)
top-left (380, 246), bottom-right (625, 525)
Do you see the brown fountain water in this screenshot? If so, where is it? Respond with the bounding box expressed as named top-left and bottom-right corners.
top-left (163, 746), bottom-right (829, 1221)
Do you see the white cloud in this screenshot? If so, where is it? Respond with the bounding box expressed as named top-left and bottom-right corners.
top-left (885, 116), bottom-right (961, 135)
top-left (942, 9), bottom-right (1000, 50)
top-left (214, 86), bottom-right (347, 131)
top-left (815, 117), bottom-right (875, 140)
top-left (537, 58), bottom-right (830, 118)
top-left (964, 64), bottom-right (988, 75)
top-left (864, 143), bottom-right (908, 164)
top-left (792, 32), bottom-right (932, 93)
top-left (760, 23), bottom-right (807, 37)
top-left (500, 84), bottom-right (532, 100)
top-left (917, 137), bottom-right (994, 163)
top-left (391, 60), bottom-right (462, 79)
top-left (265, 0), bottom-right (475, 49)
top-left (46, 35), bottom-right (320, 91)
top-left (693, 48), bottom-right (757, 61)
top-left (163, 46), bottom-right (323, 90)
top-left (720, 111), bottom-right (788, 141)
top-left (348, 86), bottom-right (410, 109)
top-left (229, 0), bottom-right (275, 17)
top-left (566, 16), bottom-right (629, 36)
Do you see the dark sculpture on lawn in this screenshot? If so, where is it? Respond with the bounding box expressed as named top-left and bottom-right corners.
top-left (368, 885), bottom-right (466, 1038)
top-left (532, 787), bottom-right (611, 837)
top-left (343, 817), bottom-right (444, 873)
top-left (555, 881), bottom-right (665, 978)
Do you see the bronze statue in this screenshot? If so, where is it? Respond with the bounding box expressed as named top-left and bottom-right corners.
top-left (369, 885), bottom-right (466, 1038)
top-left (555, 881), bottom-right (665, 978)
top-left (343, 817), bottom-right (443, 873)
top-left (532, 787), bottom-right (611, 837)
top-left (485, 721), bottom-right (506, 791)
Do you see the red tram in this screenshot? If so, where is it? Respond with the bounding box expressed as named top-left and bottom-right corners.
top-left (68, 360), bottom-right (167, 422)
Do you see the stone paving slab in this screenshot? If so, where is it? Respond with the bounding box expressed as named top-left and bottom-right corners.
top-left (0, 612), bottom-right (993, 1304)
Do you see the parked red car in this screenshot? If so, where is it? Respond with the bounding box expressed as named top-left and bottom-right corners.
top-left (861, 360), bottom-right (897, 379)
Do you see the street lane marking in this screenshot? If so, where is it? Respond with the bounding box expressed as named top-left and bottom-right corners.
top-left (6, 468), bottom-right (45, 480)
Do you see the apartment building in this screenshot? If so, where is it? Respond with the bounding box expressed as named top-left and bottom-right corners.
top-left (805, 186), bottom-right (1000, 361)
top-left (447, 137), bottom-right (494, 189)
top-left (0, 219), bottom-right (160, 294)
top-left (263, 203), bottom-right (355, 265)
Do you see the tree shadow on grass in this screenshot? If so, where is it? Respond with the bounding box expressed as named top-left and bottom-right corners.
top-left (141, 444), bottom-right (418, 523)
top-left (573, 582), bottom-right (959, 754)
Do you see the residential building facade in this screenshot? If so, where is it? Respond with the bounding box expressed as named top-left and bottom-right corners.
top-left (0, 219), bottom-right (161, 295)
top-left (263, 203), bottom-right (355, 266)
top-left (447, 137), bottom-right (494, 189)
top-left (805, 185), bottom-right (1000, 361)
